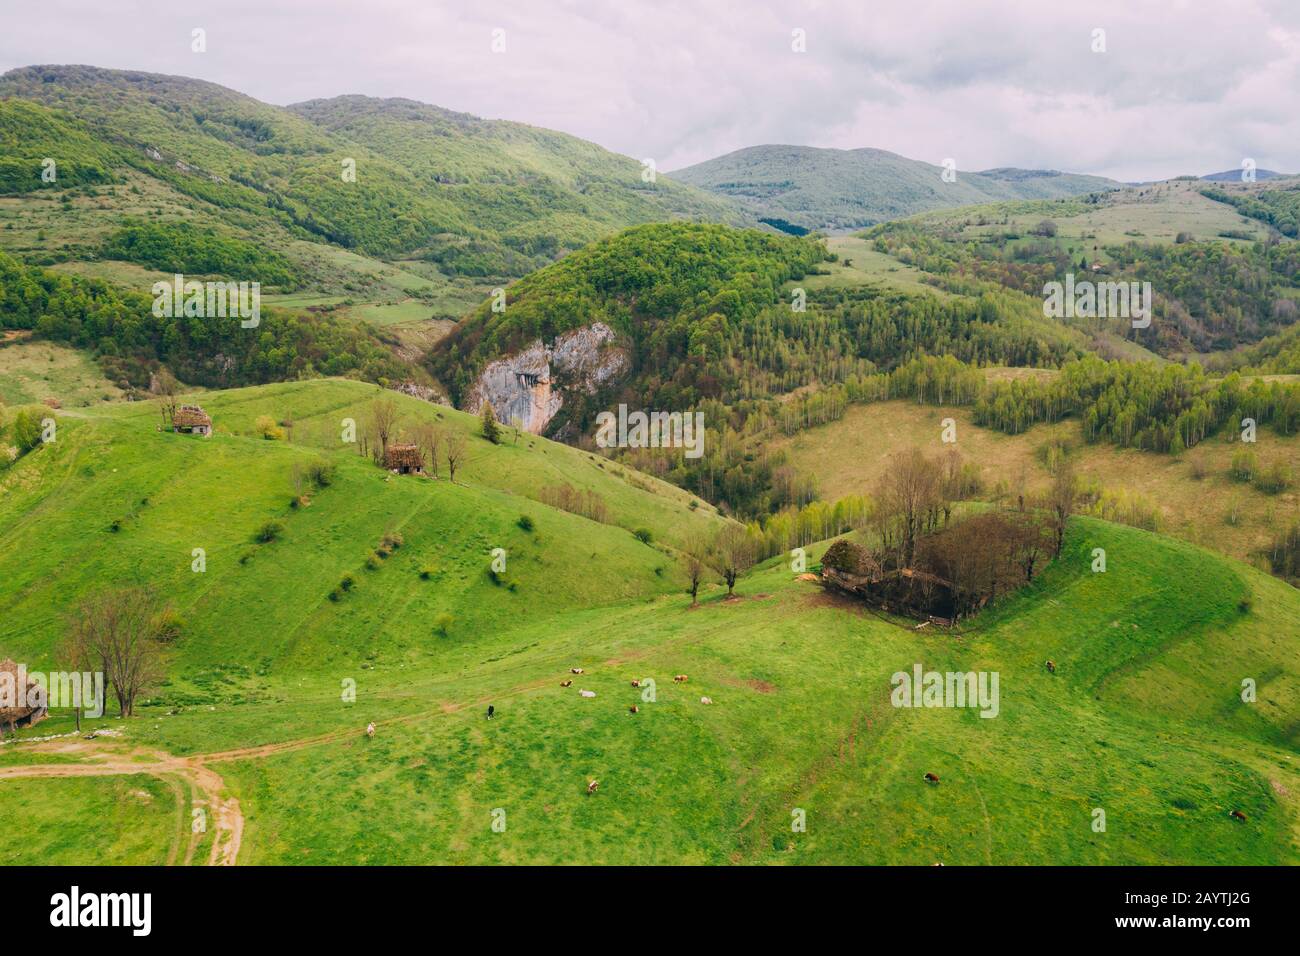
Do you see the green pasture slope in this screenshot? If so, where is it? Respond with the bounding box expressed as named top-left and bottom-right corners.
top-left (2, 379), bottom-right (1299, 864)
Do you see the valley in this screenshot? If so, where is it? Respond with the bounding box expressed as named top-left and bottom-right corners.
top-left (2, 59), bottom-right (1299, 872)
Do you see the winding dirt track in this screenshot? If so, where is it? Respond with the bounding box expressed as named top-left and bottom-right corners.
top-left (0, 739), bottom-right (245, 865)
top-left (0, 674), bottom-right (562, 865)
top-left (0, 610), bottom-right (772, 865)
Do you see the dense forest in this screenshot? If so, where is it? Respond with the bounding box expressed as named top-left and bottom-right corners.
top-left (1203, 184), bottom-right (1300, 238)
top-left (868, 219), bottom-right (1300, 355)
top-left (0, 250), bottom-right (409, 388)
top-left (100, 220), bottom-right (300, 288)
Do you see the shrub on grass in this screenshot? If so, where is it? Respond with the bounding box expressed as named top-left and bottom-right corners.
top-left (308, 461), bottom-right (335, 487)
top-left (1254, 461), bottom-right (1291, 495)
top-left (434, 613), bottom-right (454, 637)
top-left (1229, 448), bottom-right (1257, 482)
top-left (155, 608), bottom-right (185, 644)
top-left (255, 520), bottom-right (284, 543)
top-left (254, 415), bottom-right (285, 441)
top-left (517, 515), bottom-right (534, 532)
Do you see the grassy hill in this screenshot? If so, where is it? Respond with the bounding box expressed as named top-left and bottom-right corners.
top-left (3, 388), bottom-right (1298, 864)
top-left (0, 65), bottom-right (748, 351)
top-left (670, 144), bottom-right (1119, 233)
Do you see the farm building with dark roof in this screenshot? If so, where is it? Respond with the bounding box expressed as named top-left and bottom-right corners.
top-left (384, 443), bottom-right (424, 475)
top-left (172, 404), bottom-right (212, 436)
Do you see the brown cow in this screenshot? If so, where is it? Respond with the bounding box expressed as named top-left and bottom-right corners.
top-left (923, 772), bottom-right (940, 785)
top-left (1230, 809), bottom-right (1248, 822)
top-left (1045, 660), bottom-right (1057, 674)
top-left (587, 780), bottom-right (599, 796)
top-left (673, 674), bottom-right (688, 683)
top-left (570, 667), bottom-right (584, 675)
top-left (630, 679), bottom-right (640, 687)
top-left (629, 705), bottom-right (639, 714)
top-left (560, 679), bottom-right (573, 687)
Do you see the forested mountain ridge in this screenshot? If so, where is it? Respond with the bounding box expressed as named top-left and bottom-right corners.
top-left (670, 144), bottom-right (1120, 232)
top-left (0, 65), bottom-right (746, 275)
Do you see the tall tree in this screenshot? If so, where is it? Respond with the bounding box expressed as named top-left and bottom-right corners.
top-left (1047, 460), bottom-right (1079, 556)
top-left (445, 430), bottom-right (468, 483)
top-left (480, 401), bottom-right (501, 444)
top-left (715, 524), bottom-right (754, 596)
top-left (368, 397), bottom-right (400, 461)
top-left (69, 588), bottom-right (167, 718)
top-left (682, 532), bottom-right (711, 606)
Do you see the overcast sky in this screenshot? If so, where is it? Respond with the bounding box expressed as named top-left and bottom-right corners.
top-left (2, 0), bottom-right (1297, 180)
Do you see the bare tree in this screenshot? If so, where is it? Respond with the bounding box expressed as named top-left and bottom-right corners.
top-left (70, 588), bottom-right (167, 718)
top-left (682, 532), bottom-right (711, 606)
top-left (152, 368), bottom-right (179, 426)
top-left (368, 398), bottom-right (401, 462)
top-left (1047, 460), bottom-right (1078, 556)
top-left (715, 524), bottom-right (754, 596)
top-left (413, 421), bottom-right (442, 478)
top-left (874, 448), bottom-right (943, 567)
top-left (444, 430), bottom-right (467, 483)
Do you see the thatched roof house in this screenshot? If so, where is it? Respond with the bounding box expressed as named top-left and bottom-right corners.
top-left (0, 659), bottom-right (48, 734)
top-left (384, 443), bottom-right (424, 475)
top-left (172, 404), bottom-right (212, 436)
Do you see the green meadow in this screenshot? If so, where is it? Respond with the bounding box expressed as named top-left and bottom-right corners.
top-left (2, 379), bottom-right (1298, 864)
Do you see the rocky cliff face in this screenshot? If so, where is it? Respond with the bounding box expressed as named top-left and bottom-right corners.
top-left (465, 322), bottom-right (629, 434)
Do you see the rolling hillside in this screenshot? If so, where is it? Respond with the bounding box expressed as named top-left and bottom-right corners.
top-left (2, 379), bottom-right (1298, 865)
top-left (670, 144), bottom-right (1119, 233)
top-left (0, 65), bottom-right (748, 343)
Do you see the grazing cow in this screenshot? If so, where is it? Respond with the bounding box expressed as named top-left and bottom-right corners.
top-left (629, 705), bottom-right (639, 714)
top-left (923, 772), bottom-right (940, 785)
top-left (486, 705), bottom-right (495, 720)
top-left (700, 696), bottom-right (713, 705)
top-left (571, 667), bottom-right (584, 675)
top-left (579, 689), bottom-right (596, 698)
top-left (587, 780), bottom-right (599, 796)
top-left (630, 679), bottom-right (640, 687)
top-left (560, 679), bottom-right (572, 687)
top-left (1230, 809), bottom-right (1248, 822)
top-left (1045, 660), bottom-right (1057, 674)
top-left (365, 722), bottom-right (375, 738)
top-left (673, 674), bottom-right (688, 683)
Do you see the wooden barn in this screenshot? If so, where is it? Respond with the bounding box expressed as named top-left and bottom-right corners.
top-left (0, 659), bottom-right (48, 737)
top-left (384, 443), bottom-right (425, 475)
top-left (172, 404), bottom-right (212, 436)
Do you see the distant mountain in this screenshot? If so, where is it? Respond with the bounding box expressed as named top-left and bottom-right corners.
top-left (0, 65), bottom-right (747, 277)
top-left (670, 145), bottom-right (1120, 233)
top-left (1201, 168), bottom-right (1288, 182)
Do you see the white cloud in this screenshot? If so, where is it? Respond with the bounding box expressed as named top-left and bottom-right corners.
top-left (0, 0), bottom-right (1296, 180)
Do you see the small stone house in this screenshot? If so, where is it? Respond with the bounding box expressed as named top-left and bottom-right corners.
top-left (384, 443), bottom-right (424, 475)
top-left (172, 404), bottom-right (212, 436)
